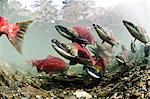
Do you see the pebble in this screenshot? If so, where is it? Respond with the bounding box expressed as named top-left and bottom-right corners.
top-left (122, 77), bottom-right (130, 81)
top-left (132, 91), bottom-right (141, 97)
top-left (73, 90), bottom-right (92, 99)
top-left (147, 81), bottom-right (150, 87)
top-left (148, 92), bottom-right (150, 97)
top-left (137, 82), bottom-right (145, 87)
top-left (36, 95), bottom-right (43, 99)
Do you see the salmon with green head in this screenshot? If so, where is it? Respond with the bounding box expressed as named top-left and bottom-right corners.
top-left (93, 24), bottom-right (119, 47)
top-left (51, 39), bottom-right (107, 79)
top-left (123, 20), bottom-right (149, 44)
top-left (51, 39), bottom-right (94, 66)
top-left (55, 25), bottom-right (95, 46)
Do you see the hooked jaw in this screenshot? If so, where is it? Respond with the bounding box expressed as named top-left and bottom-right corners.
top-left (55, 25), bottom-right (68, 34)
top-left (122, 20), bottom-right (127, 24)
top-left (51, 39), bottom-right (78, 59)
top-left (123, 20), bottom-right (134, 28)
top-left (51, 39), bottom-right (66, 52)
top-left (93, 24), bottom-right (109, 38)
top-left (83, 56), bottom-right (104, 79)
top-left (84, 66), bottom-right (102, 79)
top-left (55, 25), bottom-right (77, 39)
top-left (93, 24), bottom-right (105, 32)
top-left (93, 24), bottom-right (103, 30)
top-left (84, 54), bottom-right (107, 79)
top-left (123, 20), bottom-right (139, 34)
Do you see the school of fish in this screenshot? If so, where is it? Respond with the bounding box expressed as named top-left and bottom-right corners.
top-left (0, 16), bottom-right (149, 79)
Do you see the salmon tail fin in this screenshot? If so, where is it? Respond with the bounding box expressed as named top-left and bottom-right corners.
top-left (7, 20), bottom-right (33, 54)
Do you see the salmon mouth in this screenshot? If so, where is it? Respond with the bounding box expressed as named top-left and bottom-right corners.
top-left (123, 20), bottom-right (139, 33)
top-left (123, 20), bottom-right (134, 28)
top-left (51, 39), bottom-right (77, 59)
top-left (93, 24), bottom-right (105, 31)
top-left (85, 66), bottom-right (102, 79)
top-left (93, 24), bottom-right (109, 38)
top-left (55, 25), bottom-right (73, 39)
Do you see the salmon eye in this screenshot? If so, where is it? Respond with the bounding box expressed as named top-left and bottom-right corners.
top-left (66, 46), bottom-right (74, 55)
top-left (66, 46), bottom-right (71, 51)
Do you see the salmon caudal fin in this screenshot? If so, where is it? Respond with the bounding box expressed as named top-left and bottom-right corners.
top-left (7, 20), bottom-right (33, 54)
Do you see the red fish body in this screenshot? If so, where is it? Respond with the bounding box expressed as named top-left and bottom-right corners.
top-left (70, 43), bottom-right (94, 65)
top-left (55, 25), bottom-right (95, 45)
top-left (92, 56), bottom-right (106, 72)
top-left (0, 16), bottom-right (33, 54)
top-left (73, 26), bottom-right (95, 44)
top-left (51, 39), bottom-right (94, 65)
top-left (51, 39), bottom-right (106, 78)
top-left (72, 43), bottom-right (91, 59)
top-left (85, 56), bottom-right (106, 79)
top-left (0, 17), bottom-right (18, 36)
top-left (31, 56), bottom-right (68, 73)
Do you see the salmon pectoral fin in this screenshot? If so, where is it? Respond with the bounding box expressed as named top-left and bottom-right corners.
top-left (8, 20), bottom-right (33, 54)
